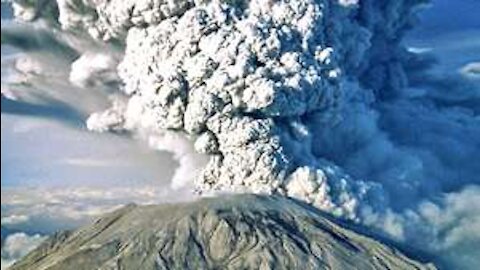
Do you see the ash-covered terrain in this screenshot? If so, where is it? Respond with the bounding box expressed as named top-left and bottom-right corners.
top-left (9, 195), bottom-right (435, 270)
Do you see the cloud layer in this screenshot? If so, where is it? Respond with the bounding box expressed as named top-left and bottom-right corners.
top-left (1, 233), bottom-right (46, 270)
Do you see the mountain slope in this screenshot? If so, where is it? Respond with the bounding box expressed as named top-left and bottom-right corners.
top-left (10, 194), bottom-right (436, 270)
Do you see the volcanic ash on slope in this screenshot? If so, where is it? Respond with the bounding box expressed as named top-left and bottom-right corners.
top-left (10, 194), bottom-right (436, 270)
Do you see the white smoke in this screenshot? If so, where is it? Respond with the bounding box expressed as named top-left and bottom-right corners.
top-left (69, 52), bottom-right (119, 88)
top-left (4, 0), bottom-right (479, 269)
top-left (78, 0), bottom-right (388, 220)
top-left (146, 132), bottom-right (209, 189)
top-left (373, 187), bottom-right (480, 270)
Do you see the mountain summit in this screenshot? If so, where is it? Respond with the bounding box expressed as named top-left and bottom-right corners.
top-left (10, 194), bottom-right (435, 270)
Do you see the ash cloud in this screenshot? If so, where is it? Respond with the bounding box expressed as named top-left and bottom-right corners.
top-left (78, 0), bottom-right (427, 220)
top-left (3, 0), bottom-right (480, 269)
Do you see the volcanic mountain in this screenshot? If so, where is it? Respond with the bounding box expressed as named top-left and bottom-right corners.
top-left (10, 194), bottom-right (435, 270)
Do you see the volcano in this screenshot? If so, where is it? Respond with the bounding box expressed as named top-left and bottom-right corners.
top-left (11, 194), bottom-right (435, 270)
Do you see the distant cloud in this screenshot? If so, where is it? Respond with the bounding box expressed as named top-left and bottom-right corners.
top-left (460, 62), bottom-right (480, 78)
top-left (60, 157), bottom-right (122, 168)
top-left (1, 233), bottom-right (46, 270)
top-left (1, 215), bottom-right (29, 226)
top-left (0, 185), bottom-right (198, 266)
top-left (1, 185), bottom-right (197, 234)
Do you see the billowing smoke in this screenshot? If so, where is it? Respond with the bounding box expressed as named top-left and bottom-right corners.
top-left (4, 0), bottom-right (479, 269)
top-left (75, 0), bottom-right (425, 219)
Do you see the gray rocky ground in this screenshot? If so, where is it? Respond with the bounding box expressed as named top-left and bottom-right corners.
top-left (10, 194), bottom-right (436, 270)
